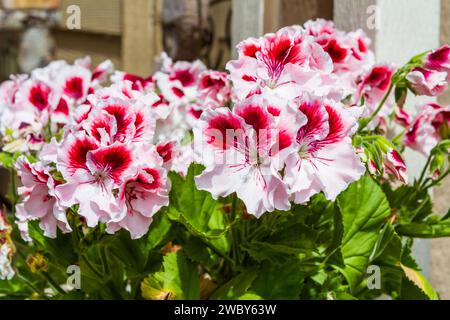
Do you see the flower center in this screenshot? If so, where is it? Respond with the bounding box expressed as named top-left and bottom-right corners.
top-left (298, 144), bottom-right (311, 159)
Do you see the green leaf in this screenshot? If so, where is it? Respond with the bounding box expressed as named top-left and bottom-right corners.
top-left (251, 259), bottom-right (305, 300)
top-left (167, 164), bottom-right (221, 232)
top-left (333, 292), bottom-right (358, 300)
top-left (28, 221), bottom-right (77, 266)
top-left (0, 278), bottom-right (34, 300)
top-left (108, 231), bottom-right (157, 277)
top-left (141, 251), bottom-right (200, 300)
top-left (372, 232), bottom-right (438, 300)
top-left (371, 225), bottom-right (403, 297)
top-left (211, 270), bottom-right (259, 300)
top-left (167, 164), bottom-right (230, 254)
top-left (0, 152), bottom-right (14, 168)
top-left (146, 211), bottom-right (172, 251)
top-left (242, 223), bottom-right (318, 263)
top-left (382, 184), bottom-right (432, 224)
top-left (79, 244), bottom-right (126, 299)
top-left (442, 208), bottom-right (450, 221)
top-left (336, 176), bottom-right (391, 290)
top-left (183, 237), bottom-right (221, 269)
top-left (397, 219), bottom-right (450, 238)
top-left (372, 223), bottom-right (402, 263)
top-left (237, 293), bottom-right (264, 300)
top-left (400, 265), bottom-right (439, 300)
top-left (311, 196), bottom-right (344, 267)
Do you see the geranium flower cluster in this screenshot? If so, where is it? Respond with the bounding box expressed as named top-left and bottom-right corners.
top-left (14, 84), bottom-right (172, 240)
top-left (194, 95), bottom-right (365, 216)
top-left (399, 46), bottom-right (450, 155)
top-left (195, 20), bottom-right (377, 216)
top-left (194, 20), bottom-right (449, 216)
top-left (1, 52), bottom-right (231, 240)
top-left (0, 19), bottom-right (449, 243)
top-left (112, 53), bottom-right (232, 175)
top-left (0, 57), bottom-right (113, 153)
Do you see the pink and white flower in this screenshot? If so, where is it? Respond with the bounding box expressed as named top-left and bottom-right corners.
top-left (395, 107), bottom-right (412, 128)
top-left (227, 25), bottom-right (334, 101)
top-left (305, 19), bottom-right (374, 90)
top-left (194, 95), bottom-right (306, 217)
top-left (424, 44), bottom-right (450, 78)
top-left (55, 133), bottom-right (132, 227)
top-left (197, 70), bottom-right (231, 109)
top-left (161, 53), bottom-right (206, 99)
top-left (15, 157), bottom-right (71, 239)
top-left (0, 75), bottom-right (27, 109)
top-left (91, 59), bottom-right (114, 86)
top-left (111, 71), bottom-right (154, 92)
top-left (404, 103), bottom-right (450, 155)
top-left (406, 67), bottom-right (448, 97)
top-left (284, 97), bottom-right (365, 203)
top-left (384, 149), bottom-right (408, 184)
top-left (82, 97), bottom-right (156, 145)
top-left (357, 64), bottom-right (396, 123)
top-left (0, 243), bottom-right (15, 280)
top-left (108, 145), bottom-right (170, 239)
top-left (56, 64), bottom-right (92, 104)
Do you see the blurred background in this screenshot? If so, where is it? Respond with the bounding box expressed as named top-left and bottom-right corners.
top-left (0, 0), bottom-right (449, 298)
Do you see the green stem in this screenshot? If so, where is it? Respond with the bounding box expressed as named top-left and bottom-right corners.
top-left (420, 178), bottom-right (433, 190)
top-left (417, 154), bottom-right (433, 187)
top-left (17, 274), bottom-right (43, 297)
top-left (230, 194), bottom-right (240, 265)
top-left (248, 225), bottom-right (265, 240)
top-left (81, 255), bottom-right (103, 279)
top-left (231, 193), bottom-right (238, 220)
top-left (422, 168), bottom-right (450, 190)
top-left (358, 84), bottom-right (394, 133)
top-left (202, 238), bottom-right (235, 269)
top-left (100, 245), bottom-right (110, 275)
top-left (42, 272), bottom-right (65, 295)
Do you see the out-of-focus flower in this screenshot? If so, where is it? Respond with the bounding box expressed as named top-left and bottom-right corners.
top-left (404, 103), bottom-right (450, 155)
top-left (0, 210), bottom-right (15, 280)
top-left (384, 149), bottom-right (408, 184)
top-left (26, 253), bottom-right (48, 273)
top-left (406, 67), bottom-right (448, 97)
top-left (197, 70), bottom-right (231, 109)
top-left (395, 107), bottom-right (412, 128)
top-left (424, 44), bottom-right (450, 78)
top-left (0, 243), bottom-right (15, 280)
top-left (15, 157), bottom-right (72, 238)
top-left (0, 58), bottom-right (116, 155)
top-left (357, 64), bottom-right (396, 125)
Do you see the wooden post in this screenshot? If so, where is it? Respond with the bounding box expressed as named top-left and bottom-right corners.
top-left (231, 0), bottom-right (265, 57)
top-left (233, 0), bottom-right (334, 53)
top-left (122, 0), bottom-right (162, 76)
top-left (264, 0), bottom-right (282, 33)
top-left (335, 0), bottom-right (442, 278)
top-left (276, 0), bottom-right (333, 27)
top-left (59, 0), bottom-right (122, 36)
